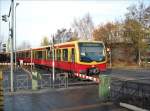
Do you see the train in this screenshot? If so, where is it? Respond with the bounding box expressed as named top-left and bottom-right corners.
top-left (0, 52), bottom-right (10, 62)
top-left (16, 41), bottom-right (107, 75)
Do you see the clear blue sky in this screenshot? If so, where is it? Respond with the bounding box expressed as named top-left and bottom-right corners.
top-left (0, 0), bottom-right (150, 48)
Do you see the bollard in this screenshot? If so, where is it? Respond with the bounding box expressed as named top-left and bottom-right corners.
top-left (99, 75), bottom-right (110, 101)
top-left (32, 71), bottom-right (38, 90)
top-left (0, 71), bottom-right (4, 110)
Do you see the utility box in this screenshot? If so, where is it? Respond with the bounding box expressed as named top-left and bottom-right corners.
top-left (32, 71), bottom-right (38, 90)
top-left (99, 75), bottom-right (110, 100)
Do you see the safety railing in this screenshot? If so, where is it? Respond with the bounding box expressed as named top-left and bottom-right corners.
top-left (3, 70), bottom-right (69, 93)
top-left (110, 79), bottom-right (150, 110)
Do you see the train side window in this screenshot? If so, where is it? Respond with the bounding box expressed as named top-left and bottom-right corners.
top-left (20, 53), bottom-right (22, 58)
top-left (21, 53), bottom-right (24, 58)
top-left (50, 50), bottom-right (55, 60)
top-left (71, 48), bottom-right (75, 62)
top-left (42, 50), bottom-right (46, 60)
top-left (54, 50), bottom-right (56, 60)
top-left (56, 49), bottom-right (61, 61)
top-left (47, 47), bottom-right (51, 60)
top-left (37, 51), bottom-right (42, 59)
top-left (50, 51), bottom-right (52, 59)
top-left (26, 52), bottom-right (29, 58)
top-left (29, 52), bottom-right (31, 58)
top-left (62, 49), bottom-right (68, 61)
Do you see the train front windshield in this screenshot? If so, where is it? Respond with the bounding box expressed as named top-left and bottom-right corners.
top-left (79, 42), bottom-right (105, 62)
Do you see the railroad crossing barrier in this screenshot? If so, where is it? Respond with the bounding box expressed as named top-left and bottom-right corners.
top-left (98, 75), bottom-right (110, 100)
top-left (74, 73), bottom-right (99, 83)
top-left (0, 71), bottom-right (4, 111)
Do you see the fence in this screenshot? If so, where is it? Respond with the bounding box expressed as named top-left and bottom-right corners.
top-left (2, 69), bottom-right (69, 93)
top-left (110, 79), bottom-right (150, 110)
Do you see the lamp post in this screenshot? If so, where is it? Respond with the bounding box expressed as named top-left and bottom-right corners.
top-left (15, 3), bottom-right (19, 68)
top-left (10, 0), bottom-right (15, 92)
top-left (1, 0), bottom-right (15, 92)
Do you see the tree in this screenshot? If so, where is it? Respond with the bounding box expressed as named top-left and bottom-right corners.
top-left (54, 28), bottom-right (74, 44)
top-left (67, 30), bottom-right (79, 42)
top-left (125, 2), bottom-right (150, 28)
top-left (144, 6), bottom-right (150, 28)
top-left (125, 2), bottom-right (150, 65)
top-left (41, 36), bottom-right (50, 46)
top-left (72, 13), bottom-right (94, 40)
top-left (123, 19), bottom-right (147, 65)
top-left (93, 22), bottom-right (117, 47)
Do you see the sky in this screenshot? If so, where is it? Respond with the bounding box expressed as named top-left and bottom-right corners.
top-left (0, 0), bottom-right (150, 48)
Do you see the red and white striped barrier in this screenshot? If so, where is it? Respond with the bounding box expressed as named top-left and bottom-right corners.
top-left (0, 63), bottom-right (11, 65)
top-left (0, 62), bottom-right (34, 66)
top-left (74, 73), bottom-right (100, 83)
top-left (23, 63), bottom-right (34, 66)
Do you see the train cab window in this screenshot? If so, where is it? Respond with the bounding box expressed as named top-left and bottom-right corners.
top-left (56, 49), bottom-right (61, 61)
top-left (62, 49), bottom-right (68, 61)
top-left (71, 48), bottom-right (75, 62)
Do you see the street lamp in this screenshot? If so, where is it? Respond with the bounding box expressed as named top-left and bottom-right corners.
top-left (1, 0), bottom-right (15, 92)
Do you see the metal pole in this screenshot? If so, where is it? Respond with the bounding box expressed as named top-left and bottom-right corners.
top-left (110, 50), bottom-right (112, 68)
top-left (52, 36), bottom-right (55, 82)
top-left (109, 34), bottom-right (112, 68)
top-left (31, 49), bottom-right (33, 71)
top-left (14, 3), bottom-right (19, 68)
top-left (14, 4), bottom-right (16, 68)
top-left (10, 0), bottom-right (15, 92)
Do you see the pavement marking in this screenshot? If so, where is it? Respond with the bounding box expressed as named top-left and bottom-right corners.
top-left (120, 102), bottom-right (149, 111)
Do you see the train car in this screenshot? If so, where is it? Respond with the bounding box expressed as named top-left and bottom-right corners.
top-left (0, 52), bottom-right (10, 62)
top-left (17, 41), bottom-right (107, 75)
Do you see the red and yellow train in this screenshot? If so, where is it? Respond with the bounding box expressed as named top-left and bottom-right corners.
top-left (16, 41), bottom-right (107, 75)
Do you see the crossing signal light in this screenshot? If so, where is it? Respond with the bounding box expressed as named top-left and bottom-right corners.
top-left (2, 15), bottom-right (8, 22)
top-left (2, 43), bottom-right (6, 52)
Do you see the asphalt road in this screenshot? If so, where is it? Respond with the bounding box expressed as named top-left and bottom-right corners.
top-left (4, 85), bottom-right (129, 111)
top-left (105, 68), bottom-right (150, 82)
